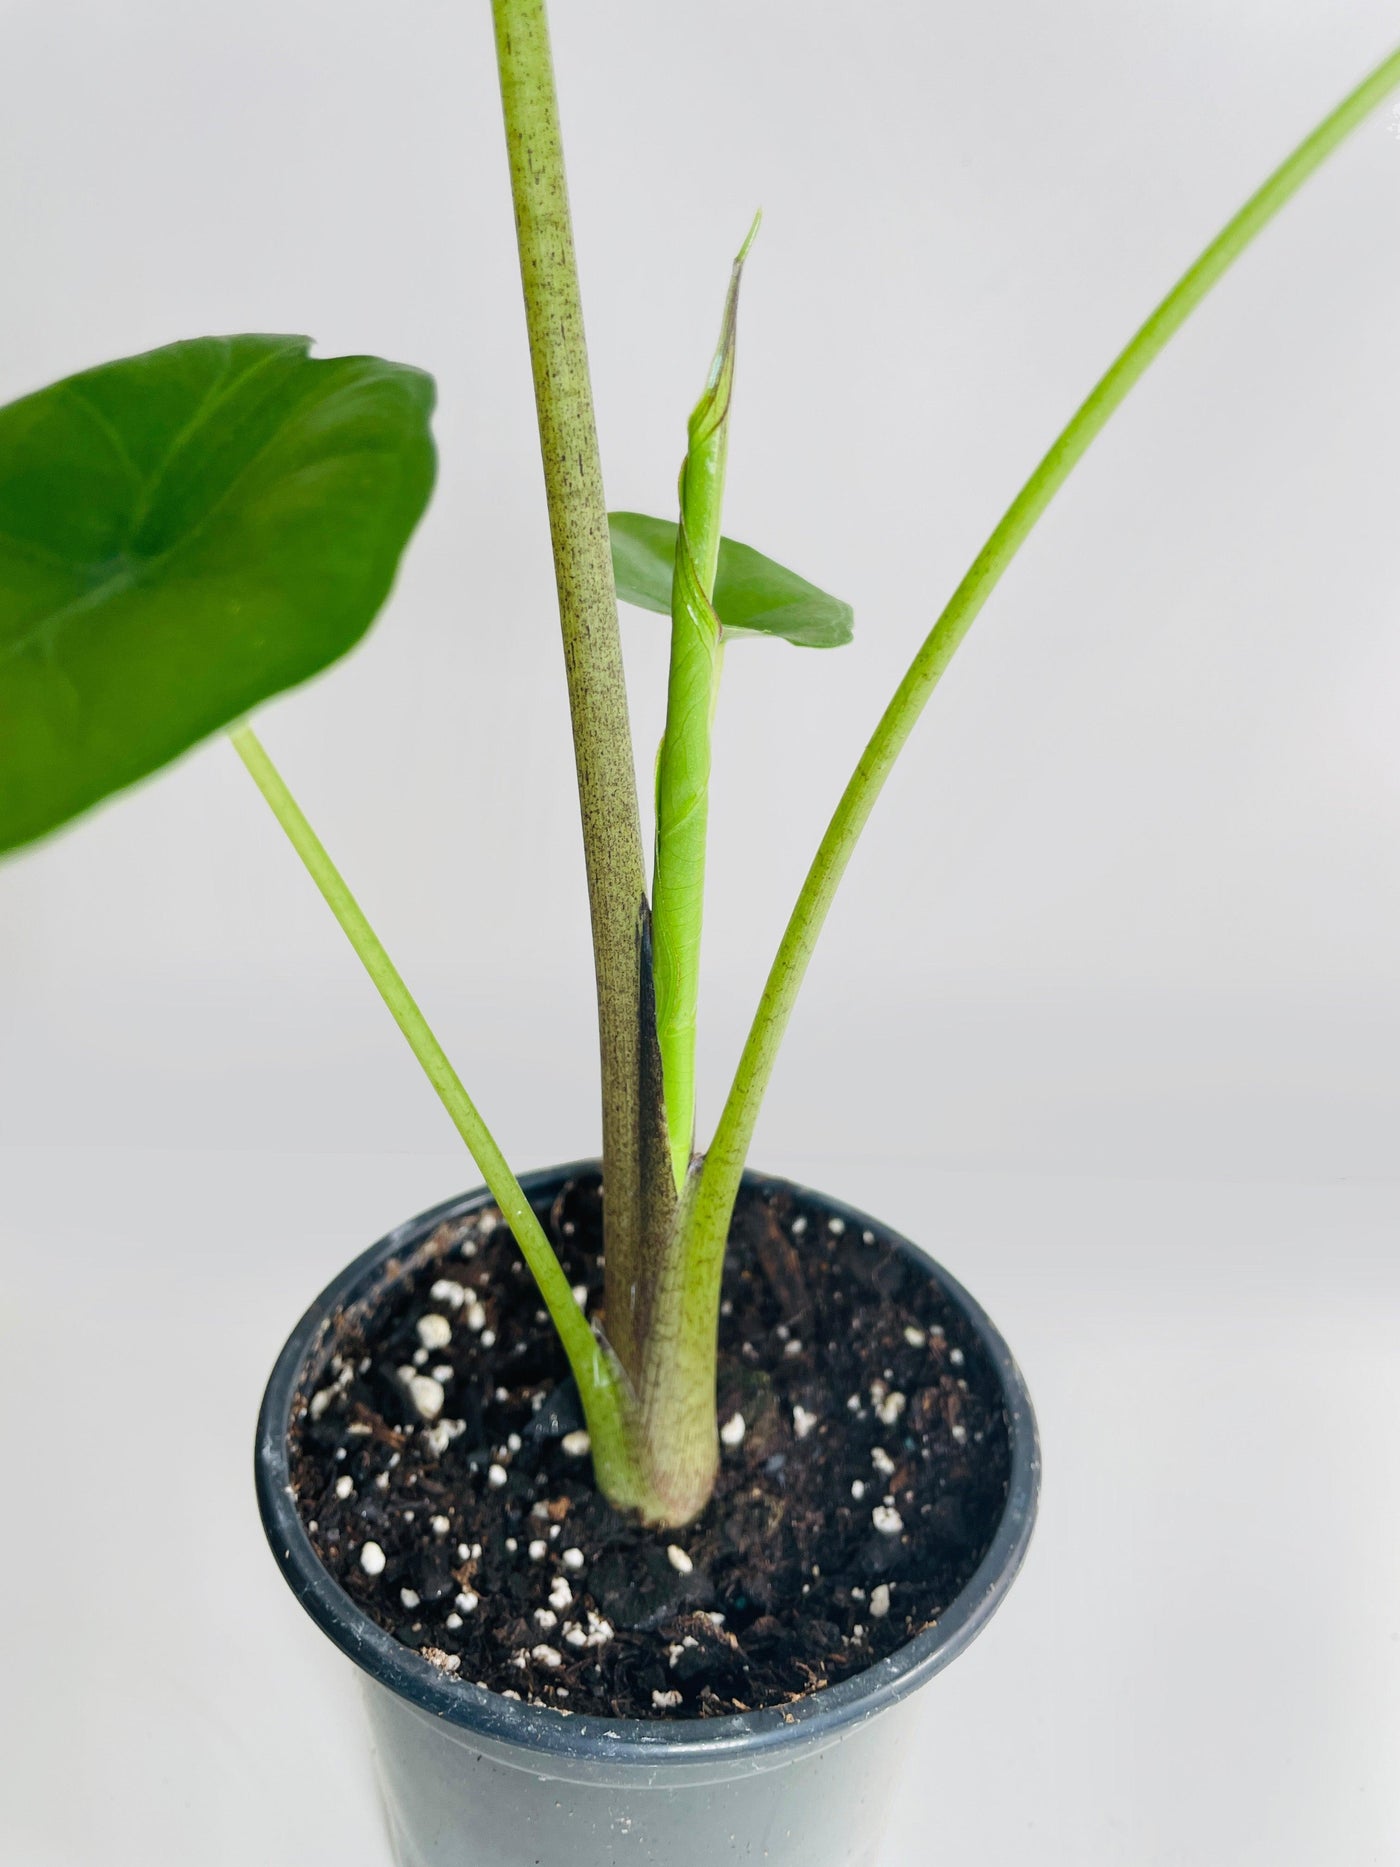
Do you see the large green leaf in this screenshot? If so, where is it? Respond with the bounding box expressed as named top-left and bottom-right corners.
top-left (0, 334), bottom-right (436, 854)
top-left (609, 511), bottom-right (852, 649)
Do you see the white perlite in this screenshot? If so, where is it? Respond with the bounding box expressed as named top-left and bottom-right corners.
top-left (403, 1372), bottom-right (445, 1421)
top-left (532, 1644), bottom-right (563, 1668)
top-left (334, 1474), bottom-right (354, 1500)
top-left (359, 1541), bottom-right (386, 1577)
top-left (430, 1514), bottom-right (451, 1537)
top-left (533, 1608), bottom-right (558, 1630)
top-left (528, 1539), bottom-right (548, 1562)
top-left (652, 1690), bottom-right (683, 1711)
top-left (872, 1504), bottom-right (904, 1536)
top-left (871, 1445), bottom-right (896, 1478)
top-left (792, 1405), bottom-right (818, 1441)
top-left (420, 1647), bottom-right (461, 1674)
top-left (465, 1301), bottom-right (487, 1333)
top-left (561, 1547), bottom-right (585, 1572)
top-left (583, 1612), bottom-right (613, 1647)
top-left (455, 1591), bottom-right (479, 1614)
top-left (430, 1279), bottom-right (466, 1309)
top-left (876, 1391), bottom-right (907, 1426)
top-left (719, 1412), bottom-right (746, 1448)
top-left (903, 1326), bottom-right (927, 1348)
top-left (422, 1416), bottom-right (466, 1457)
top-left (851, 1479), bottom-right (867, 1501)
top-left (548, 1577), bottom-right (573, 1611)
top-left (416, 1313), bottom-right (452, 1351)
top-left (487, 1463), bottom-right (508, 1489)
top-left (561, 1430), bottom-right (591, 1458)
top-left (870, 1583), bottom-right (892, 1619)
top-left (666, 1545), bottom-right (693, 1575)
top-left (400, 1588), bottom-right (420, 1610)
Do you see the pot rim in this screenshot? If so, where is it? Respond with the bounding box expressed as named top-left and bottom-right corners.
top-left (256, 1160), bottom-right (1039, 1769)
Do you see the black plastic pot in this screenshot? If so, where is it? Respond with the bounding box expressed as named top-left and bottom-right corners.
top-left (256, 1163), bottom-right (1039, 1867)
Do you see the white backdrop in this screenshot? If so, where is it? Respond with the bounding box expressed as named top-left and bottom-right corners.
top-left (2, 4), bottom-right (1398, 1864)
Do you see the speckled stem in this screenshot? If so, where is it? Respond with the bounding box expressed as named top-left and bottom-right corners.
top-left (492, 0), bottom-right (673, 1395)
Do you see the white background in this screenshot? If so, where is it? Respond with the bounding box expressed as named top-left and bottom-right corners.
top-left (2, 2), bottom-right (1398, 1862)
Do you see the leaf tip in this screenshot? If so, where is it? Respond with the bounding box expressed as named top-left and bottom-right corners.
top-left (736, 209), bottom-right (763, 268)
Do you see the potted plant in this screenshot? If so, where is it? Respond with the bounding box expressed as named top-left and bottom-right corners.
top-left (3, 5), bottom-right (1397, 1862)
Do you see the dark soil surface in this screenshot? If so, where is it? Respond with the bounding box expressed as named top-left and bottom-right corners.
top-left (290, 1172), bottom-right (1011, 1721)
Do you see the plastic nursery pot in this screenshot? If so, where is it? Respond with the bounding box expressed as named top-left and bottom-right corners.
top-left (256, 1163), bottom-right (1039, 1867)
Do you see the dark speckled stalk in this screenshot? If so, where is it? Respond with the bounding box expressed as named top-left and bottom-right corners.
top-left (492, 0), bottom-right (673, 1412)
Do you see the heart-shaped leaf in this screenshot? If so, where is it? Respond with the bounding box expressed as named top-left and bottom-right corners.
top-left (0, 333), bottom-right (436, 855)
top-left (609, 511), bottom-right (852, 649)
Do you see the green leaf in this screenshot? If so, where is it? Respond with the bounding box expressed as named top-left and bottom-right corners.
top-left (609, 511), bottom-right (852, 649)
top-left (0, 334), bottom-right (436, 855)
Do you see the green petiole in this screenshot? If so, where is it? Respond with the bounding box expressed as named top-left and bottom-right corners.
top-left (227, 722), bottom-right (655, 1514)
top-left (681, 40), bottom-right (1400, 1302)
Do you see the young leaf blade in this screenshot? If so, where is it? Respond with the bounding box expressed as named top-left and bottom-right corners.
top-left (609, 510), bottom-right (853, 648)
top-left (0, 334), bottom-right (436, 855)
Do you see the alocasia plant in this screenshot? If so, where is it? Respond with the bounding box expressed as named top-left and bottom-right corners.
top-left (3, 0), bottom-right (1397, 1523)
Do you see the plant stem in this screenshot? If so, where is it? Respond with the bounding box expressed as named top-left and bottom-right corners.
top-left (636, 1170), bottom-right (717, 1524)
top-left (652, 220), bottom-right (759, 1189)
top-left (492, 0), bottom-right (668, 1385)
top-left (684, 43), bottom-right (1400, 1300)
top-left (227, 724), bottom-right (651, 1510)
